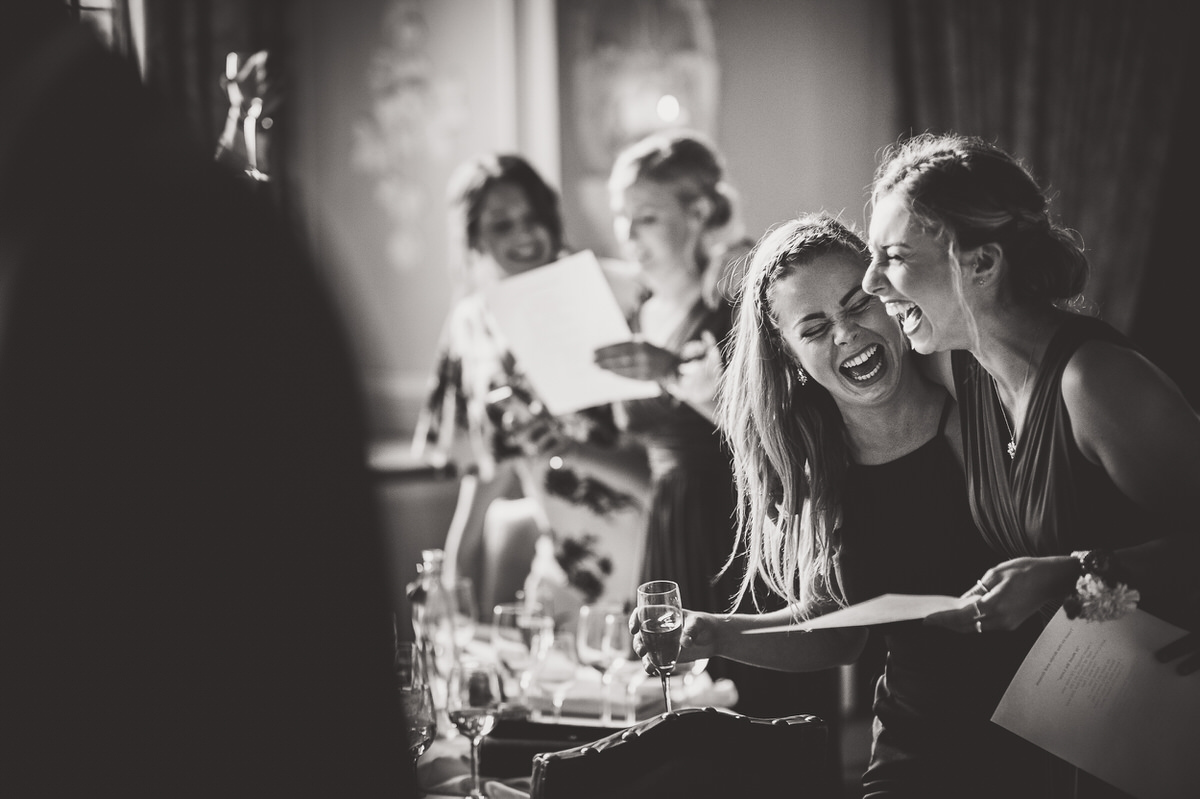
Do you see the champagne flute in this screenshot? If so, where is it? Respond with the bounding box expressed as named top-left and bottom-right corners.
top-left (636, 580), bottom-right (683, 714)
top-left (576, 603), bottom-right (632, 724)
top-left (446, 658), bottom-right (503, 799)
top-left (396, 641), bottom-right (437, 763)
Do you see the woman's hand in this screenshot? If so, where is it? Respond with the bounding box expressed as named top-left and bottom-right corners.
top-left (629, 607), bottom-right (718, 674)
top-left (925, 556), bottom-right (1078, 634)
top-left (594, 339), bottom-right (682, 383)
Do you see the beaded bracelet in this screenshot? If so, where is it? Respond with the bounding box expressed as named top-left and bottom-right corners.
top-left (1062, 549), bottom-right (1140, 622)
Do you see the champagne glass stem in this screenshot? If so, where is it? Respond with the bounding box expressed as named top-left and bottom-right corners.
top-left (660, 672), bottom-right (673, 713)
top-left (469, 737), bottom-right (483, 798)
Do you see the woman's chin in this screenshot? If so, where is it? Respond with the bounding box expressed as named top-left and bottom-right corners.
top-left (907, 330), bottom-right (940, 355)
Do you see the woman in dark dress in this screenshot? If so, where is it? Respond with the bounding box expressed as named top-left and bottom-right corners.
top-left (594, 129), bottom-right (748, 615)
top-left (633, 214), bottom-right (1053, 797)
top-left (863, 133), bottom-right (1200, 796)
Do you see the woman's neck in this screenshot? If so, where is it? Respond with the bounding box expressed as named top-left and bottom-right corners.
top-left (841, 371), bottom-right (947, 466)
top-left (968, 305), bottom-right (1059, 409)
top-left (641, 256), bottom-right (702, 301)
top-left (638, 272), bottom-right (704, 347)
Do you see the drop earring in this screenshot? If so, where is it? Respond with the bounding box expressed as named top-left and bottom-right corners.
top-left (796, 366), bottom-right (809, 386)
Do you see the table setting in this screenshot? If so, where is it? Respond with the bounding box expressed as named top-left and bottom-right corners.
top-left (406, 569), bottom-right (736, 798)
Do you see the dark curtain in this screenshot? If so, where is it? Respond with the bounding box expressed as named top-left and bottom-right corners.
top-left (141, 0), bottom-right (292, 202)
top-left (889, 0), bottom-right (1188, 343)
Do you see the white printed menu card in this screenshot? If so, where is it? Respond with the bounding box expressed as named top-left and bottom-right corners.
top-left (480, 250), bottom-right (660, 416)
top-left (992, 608), bottom-right (1199, 799)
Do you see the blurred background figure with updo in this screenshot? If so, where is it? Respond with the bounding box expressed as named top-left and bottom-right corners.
top-left (412, 152), bottom-right (651, 626)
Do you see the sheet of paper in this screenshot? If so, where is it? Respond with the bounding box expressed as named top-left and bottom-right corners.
top-left (992, 608), bottom-right (1199, 799)
top-left (745, 593), bottom-right (969, 634)
top-left (480, 250), bottom-right (660, 416)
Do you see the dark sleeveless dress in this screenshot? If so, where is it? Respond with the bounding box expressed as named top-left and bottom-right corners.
top-left (952, 313), bottom-right (1149, 563)
top-left (837, 398), bottom-right (1054, 798)
top-left (952, 312), bottom-right (1157, 799)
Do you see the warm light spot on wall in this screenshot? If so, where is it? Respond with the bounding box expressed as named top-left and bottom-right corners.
top-left (656, 94), bottom-right (681, 123)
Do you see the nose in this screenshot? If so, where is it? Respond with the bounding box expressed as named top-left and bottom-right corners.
top-left (613, 216), bottom-right (632, 244)
top-left (862, 261), bottom-right (886, 297)
top-left (833, 316), bottom-right (861, 347)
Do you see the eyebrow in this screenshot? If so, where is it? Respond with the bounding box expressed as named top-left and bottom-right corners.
top-left (798, 286), bottom-right (864, 323)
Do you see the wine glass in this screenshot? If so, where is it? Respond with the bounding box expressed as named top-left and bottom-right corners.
top-left (636, 580), bottom-right (683, 713)
top-left (396, 641), bottom-right (437, 763)
top-left (491, 602), bottom-right (553, 707)
top-left (576, 603), bottom-right (632, 724)
top-left (531, 628), bottom-right (578, 721)
top-left (446, 657), bottom-right (503, 799)
top-left (451, 577), bottom-right (479, 649)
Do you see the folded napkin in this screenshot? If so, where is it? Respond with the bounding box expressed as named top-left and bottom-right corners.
top-left (524, 665), bottom-right (738, 720)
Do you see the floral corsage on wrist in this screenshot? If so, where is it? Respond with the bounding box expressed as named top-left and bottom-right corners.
top-left (1062, 549), bottom-right (1140, 622)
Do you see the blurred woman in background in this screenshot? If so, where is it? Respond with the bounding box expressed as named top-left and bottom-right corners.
top-left (413, 153), bottom-right (649, 624)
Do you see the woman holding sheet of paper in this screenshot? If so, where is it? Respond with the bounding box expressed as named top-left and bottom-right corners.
top-left (593, 130), bottom-right (745, 613)
top-left (632, 214), bottom-right (1054, 797)
top-left (413, 153), bottom-right (651, 621)
top-left (861, 135), bottom-right (1200, 671)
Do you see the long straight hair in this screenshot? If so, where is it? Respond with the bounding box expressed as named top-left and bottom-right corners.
top-left (720, 214), bottom-right (870, 615)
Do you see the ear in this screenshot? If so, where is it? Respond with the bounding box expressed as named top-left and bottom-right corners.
top-left (686, 194), bottom-right (715, 228)
top-left (963, 241), bottom-right (1004, 288)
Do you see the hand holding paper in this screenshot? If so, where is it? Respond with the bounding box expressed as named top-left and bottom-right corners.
top-left (480, 251), bottom-right (660, 416)
top-left (593, 339), bottom-right (682, 382)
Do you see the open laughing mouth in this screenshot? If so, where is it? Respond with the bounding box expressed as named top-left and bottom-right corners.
top-left (839, 343), bottom-right (884, 382)
top-left (886, 301), bottom-right (923, 336)
top-left (508, 242), bottom-right (545, 264)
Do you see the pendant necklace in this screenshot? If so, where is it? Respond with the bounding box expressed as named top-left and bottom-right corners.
top-left (994, 381), bottom-right (1019, 459)
top-left (992, 342), bottom-right (1035, 461)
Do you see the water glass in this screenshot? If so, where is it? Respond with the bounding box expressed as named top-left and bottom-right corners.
top-left (531, 628), bottom-right (578, 721)
top-left (396, 641), bottom-right (437, 762)
top-left (576, 603), bottom-right (633, 723)
top-left (491, 602), bottom-right (553, 707)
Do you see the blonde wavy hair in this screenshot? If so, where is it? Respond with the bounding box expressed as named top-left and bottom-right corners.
top-left (719, 213), bottom-right (871, 616)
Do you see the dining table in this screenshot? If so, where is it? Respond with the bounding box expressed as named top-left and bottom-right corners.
top-left (414, 639), bottom-right (737, 798)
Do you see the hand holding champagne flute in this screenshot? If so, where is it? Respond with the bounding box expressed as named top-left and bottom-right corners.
top-left (635, 580), bottom-right (683, 713)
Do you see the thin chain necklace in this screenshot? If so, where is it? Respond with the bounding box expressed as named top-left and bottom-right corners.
top-left (992, 343), bottom-right (1036, 460)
